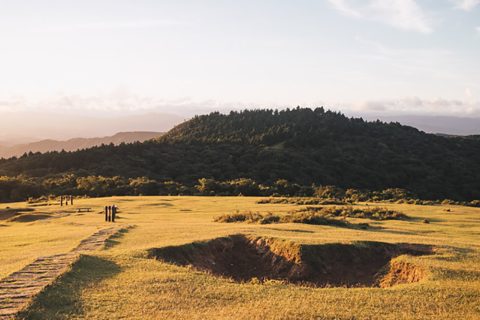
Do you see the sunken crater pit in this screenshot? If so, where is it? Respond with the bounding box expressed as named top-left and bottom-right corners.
top-left (148, 235), bottom-right (432, 288)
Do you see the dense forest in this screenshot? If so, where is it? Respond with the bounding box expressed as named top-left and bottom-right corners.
top-left (1, 107), bottom-right (480, 201)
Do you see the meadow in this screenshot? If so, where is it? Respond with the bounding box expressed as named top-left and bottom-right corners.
top-left (1, 196), bottom-right (479, 319)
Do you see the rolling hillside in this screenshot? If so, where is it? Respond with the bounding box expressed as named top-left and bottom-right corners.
top-left (0, 131), bottom-right (163, 159)
top-left (0, 108), bottom-right (479, 200)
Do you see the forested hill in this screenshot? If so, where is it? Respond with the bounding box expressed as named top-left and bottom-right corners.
top-left (1, 108), bottom-right (480, 201)
top-left (161, 108), bottom-right (433, 146)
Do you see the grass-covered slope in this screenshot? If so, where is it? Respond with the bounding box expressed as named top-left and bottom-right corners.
top-left (1, 108), bottom-right (480, 200)
top-left (3, 196), bottom-right (479, 319)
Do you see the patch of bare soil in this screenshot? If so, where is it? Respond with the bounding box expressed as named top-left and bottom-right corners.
top-left (149, 235), bottom-right (432, 287)
top-left (378, 260), bottom-right (426, 287)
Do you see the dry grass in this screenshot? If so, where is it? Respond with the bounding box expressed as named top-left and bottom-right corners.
top-left (213, 205), bottom-right (408, 228)
top-left (298, 206), bottom-right (410, 220)
top-left (0, 197), bottom-right (478, 319)
top-left (214, 211), bottom-right (281, 224)
top-left (214, 210), bottom-right (351, 227)
top-left (257, 197), bottom-right (348, 205)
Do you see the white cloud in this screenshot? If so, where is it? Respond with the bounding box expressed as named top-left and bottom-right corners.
top-left (356, 97), bottom-right (480, 116)
top-left (450, 0), bottom-right (480, 11)
top-left (327, 0), bottom-right (362, 17)
top-left (477, 26), bottom-right (480, 33)
top-left (327, 0), bottom-right (433, 34)
top-left (0, 91), bottom-right (232, 118)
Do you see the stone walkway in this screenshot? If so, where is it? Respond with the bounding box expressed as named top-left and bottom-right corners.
top-left (0, 226), bottom-right (125, 319)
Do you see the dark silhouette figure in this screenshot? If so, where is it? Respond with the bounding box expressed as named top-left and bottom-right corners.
top-left (112, 205), bottom-right (116, 222)
top-left (105, 206), bottom-right (108, 222)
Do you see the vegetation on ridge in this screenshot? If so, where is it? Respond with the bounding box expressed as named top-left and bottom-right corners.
top-left (214, 206), bottom-right (408, 228)
top-left (1, 108), bottom-right (480, 201)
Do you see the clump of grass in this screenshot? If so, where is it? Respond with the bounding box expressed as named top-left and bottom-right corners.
top-left (213, 211), bottom-right (280, 224)
top-left (280, 211), bottom-right (348, 227)
top-left (215, 206), bottom-right (408, 227)
top-left (298, 206), bottom-right (409, 221)
top-left (214, 211), bottom-right (349, 227)
top-left (257, 198), bottom-right (348, 205)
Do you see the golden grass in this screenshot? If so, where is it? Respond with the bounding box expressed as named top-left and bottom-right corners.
top-left (0, 196), bottom-right (479, 319)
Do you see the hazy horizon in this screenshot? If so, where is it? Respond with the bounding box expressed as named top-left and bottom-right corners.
top-left (1, 109), bottom-right (480, 147)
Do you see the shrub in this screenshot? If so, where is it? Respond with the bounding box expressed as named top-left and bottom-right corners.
top-left (215, 211), bottom-right (352, 228)
top-left (280, 212), bottom-right (348, 227)
top-left (256, 197), bottom-right (347, 205)
top-left (468, 200), bottom-right (480, 207)
top-left (297, 206), bottom-right (409, 221)
top-left (213, 211), bottom-right (275, 224)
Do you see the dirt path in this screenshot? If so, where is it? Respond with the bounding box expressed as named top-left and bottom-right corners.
top-left (0, 226), bottom-right (125, 319)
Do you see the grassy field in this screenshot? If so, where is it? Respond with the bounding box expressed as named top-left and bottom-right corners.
top-left (1, 196), bottom-right (479, 319)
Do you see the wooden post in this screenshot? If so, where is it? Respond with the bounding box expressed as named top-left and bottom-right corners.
top-left (70, 196), bottom-right (73, 205)
top-left (105, 206), bottom-right (108, 222)
top-left (112, 205), bottom-right (116, 222)
top-left (108, 206), bottom-right (111, 222)
top-left (60, 196), bottom-right (63, 207)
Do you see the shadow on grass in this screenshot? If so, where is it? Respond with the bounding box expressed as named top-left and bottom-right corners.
top-left (104, 226), bottom-right (134, 249)
top-left (262, 227), bottom-right (315, 233)
top-left (18, 255), bottom-right (121, 320)
top-left (144, 202), bottom-right (174, 207)
top-left (361, 226), bottom-right (418, 236)
top-left (431, 246), bottom-right (476, 262)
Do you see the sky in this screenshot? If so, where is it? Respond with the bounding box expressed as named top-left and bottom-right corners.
top-left (0, 0), bottom-right (479, 137)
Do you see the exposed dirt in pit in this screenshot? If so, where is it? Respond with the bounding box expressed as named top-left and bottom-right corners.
top-left (148, 235), bottom-right (432, 287)
top-left (379, 260), bottom-right (426, 287)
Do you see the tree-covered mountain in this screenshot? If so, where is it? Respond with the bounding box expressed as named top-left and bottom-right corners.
top-left (0, 108), bottom-right (479, 201)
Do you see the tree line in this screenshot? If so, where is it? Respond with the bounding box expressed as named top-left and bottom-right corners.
top-left (0, 108), bottom-right (479, 201)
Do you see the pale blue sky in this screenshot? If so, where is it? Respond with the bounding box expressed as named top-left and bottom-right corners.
top-left (0, 0), bottom-right (479, 116)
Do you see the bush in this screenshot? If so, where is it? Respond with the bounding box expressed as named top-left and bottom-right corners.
top-left (468, 200), bottom-right (480, 207)
top-left (213, 211), bottom-right (277, 224)
top-left (215, 211), bottom-right (352, 228)
top-left (281, 212), bottom-right (348, 227)
top-left (257, 197), bottom-right (347, 205)
top-left (297, 206), bottom-right (409, 221)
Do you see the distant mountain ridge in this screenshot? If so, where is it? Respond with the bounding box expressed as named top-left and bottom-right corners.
top-left (1, 108), bottom-right (480, 200)
top-left (0, 111), bottom-right (183, 144)
top-left (355, 114), bottom-right (480, 136)
top-left (0, 131), bottom-right (164, 159)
